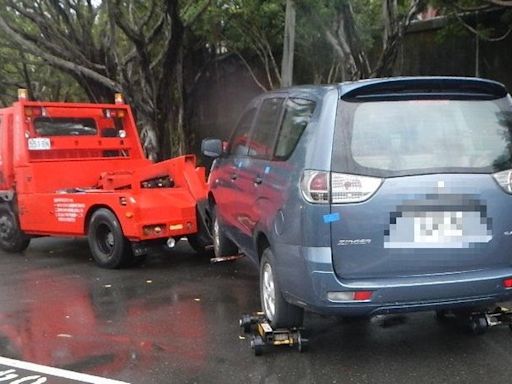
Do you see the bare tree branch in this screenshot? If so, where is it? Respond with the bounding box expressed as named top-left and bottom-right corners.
top-left (0, 12), bottom-right (119, 91)
top-left (455, 11), bottom-right (512, 41)
top-left (372, 0), bottom-right (424, 77)
top-left (484, 0), bottom-right (512, 6)
top-left (5, 1), bottom-right (105, 71)
top-left (453, 2), bottom-right (493, 12)
top-left (234, 52), bottom-right (269, 91)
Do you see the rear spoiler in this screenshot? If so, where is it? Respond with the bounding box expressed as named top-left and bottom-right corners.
top-left (341, 77), bottom-right (508, 101)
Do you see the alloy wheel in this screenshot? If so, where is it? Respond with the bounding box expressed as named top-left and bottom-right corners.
top-left (213, 217), bottom-right (220, 255)
top-left (262, 262), bottom-right (276, 321)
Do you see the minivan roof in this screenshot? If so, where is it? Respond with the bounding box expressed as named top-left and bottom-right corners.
top-left (272, 76), bottom-right (508, 100)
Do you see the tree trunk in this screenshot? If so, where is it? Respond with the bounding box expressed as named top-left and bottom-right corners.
top-left (175, 46), bottom-right (187, 156)
top-left (281, 0), bottom-right (296, 87)
top-left (139, 115), bottom-right (159, 162)
top-left (383, 0), bottom-right (398, 50)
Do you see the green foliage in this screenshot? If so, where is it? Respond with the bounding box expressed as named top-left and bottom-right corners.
top-left (196, 0), bottom-right (420, 85)
top-left (432, 0), bottom-right (512, 42)
top-left (193, 0), bottom-right (286, 89)
top-left (196, 0), bottom-right (284, 52)
top-left (0, 0), bottom-right (432, 102)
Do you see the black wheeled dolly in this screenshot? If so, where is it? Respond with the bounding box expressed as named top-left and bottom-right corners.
top-left (466, 306), bottom-right (512, 335)
top-left (240, 313), bottom-right (308, 356)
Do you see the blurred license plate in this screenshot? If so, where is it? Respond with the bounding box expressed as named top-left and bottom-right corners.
top-left (414, 211), bottom-right (463, 243)
top-left (385, 210), bottom-right (492, 248)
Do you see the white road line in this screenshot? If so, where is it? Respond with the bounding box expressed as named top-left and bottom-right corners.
top-left (0, 357), bottom-right (130, 384)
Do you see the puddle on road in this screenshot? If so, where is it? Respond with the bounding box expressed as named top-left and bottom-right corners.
top-left (0, 268), bottom-right (212, 378)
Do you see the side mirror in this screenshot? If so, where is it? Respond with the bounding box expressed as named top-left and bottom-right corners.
top-left (201, 138), bottom-right (223, 158)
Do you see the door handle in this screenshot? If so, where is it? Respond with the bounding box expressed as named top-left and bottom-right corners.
top-left (231, 174), bottom-right (238, 181)
top-left (254, 176), bottom-right (263, 185)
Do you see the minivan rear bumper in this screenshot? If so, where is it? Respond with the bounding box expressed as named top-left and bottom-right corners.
top-left (283, 246), bottom-right (512, 316)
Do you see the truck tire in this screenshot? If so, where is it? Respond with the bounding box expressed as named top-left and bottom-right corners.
top-left (87, 208), bottom-right (132, 269)
top-left (0, 205), bottom-right (30, 253)
top-left (260, 248), bottom-right (304, 328)
top-left (212, 205), bottom-right (237, 257)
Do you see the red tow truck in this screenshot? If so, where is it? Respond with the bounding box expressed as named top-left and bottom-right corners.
top-left (0, 90), bottom-right (211, 268)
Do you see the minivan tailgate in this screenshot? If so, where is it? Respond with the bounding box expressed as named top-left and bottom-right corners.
top-left (330, 174), bottom-right (512, 279)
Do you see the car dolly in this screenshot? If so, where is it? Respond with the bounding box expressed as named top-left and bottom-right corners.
top-left (239, 313), bottom-right (308, 356)
top-left (438, 306), bottom-right (512, 335)
top-left (466, 306), bottom-right (512, 335)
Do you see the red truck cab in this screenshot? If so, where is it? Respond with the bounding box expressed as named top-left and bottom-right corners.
top-left (0, 91), bottom-right (210, 268)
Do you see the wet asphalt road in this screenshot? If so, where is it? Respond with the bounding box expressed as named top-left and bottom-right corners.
top-left (1, 238), bottom-right (512, 384)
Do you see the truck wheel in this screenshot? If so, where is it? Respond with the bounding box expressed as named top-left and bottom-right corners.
top-left (260, 248), bottom-right (304, 328)
top-left (88, 208), bottom-right (132, 269)
top-left (212, 205), bottom-right (237, 257)
top-left (0, 206), bottom-right (30, 253)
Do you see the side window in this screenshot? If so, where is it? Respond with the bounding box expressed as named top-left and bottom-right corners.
top-left (229, 108), bottom-right (256, 156)
top-left (248, 98), bottom-right (284, 159)
top-left (274, 98), bottom-right (316, 160)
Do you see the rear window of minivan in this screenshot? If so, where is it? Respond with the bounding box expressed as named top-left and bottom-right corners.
top-left (334, 97), bottom-right (512, 177)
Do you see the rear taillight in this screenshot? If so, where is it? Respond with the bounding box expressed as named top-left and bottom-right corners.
top-left (301, 170), bottom-right (329, 203)
top-left (504, 278), bottom-right (512, 289)
top-left (331, 173), bottom-right (382, 203)
top-left (493, 169), bottom-right (512, 193)
top-left (301, 171), bottom-right (382, 204)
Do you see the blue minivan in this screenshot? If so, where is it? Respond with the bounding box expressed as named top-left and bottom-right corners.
top-left (202, 77), bottom-right (512, 328)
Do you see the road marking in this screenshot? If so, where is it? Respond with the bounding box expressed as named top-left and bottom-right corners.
top-left (0, 357), bottom-right (130, 384)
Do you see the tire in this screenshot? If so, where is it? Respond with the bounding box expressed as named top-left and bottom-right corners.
top-left (211, 205), bottom-right (237, 257)
top-left (0, 205), bottom-right (30, 253)
top-left (260, 248), bottom-right (304, 328)
top-left (469, 316), bottom-right (488, 335)
top-left (251, 336), bottom-right (264, 356)
top-left (87, 208), bottom-right (132, 269)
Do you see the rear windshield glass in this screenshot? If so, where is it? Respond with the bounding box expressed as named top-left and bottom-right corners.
top-left (334, 97), bottom-right (512, 177)
top-left (34, 117), bottom-right (97, 136)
